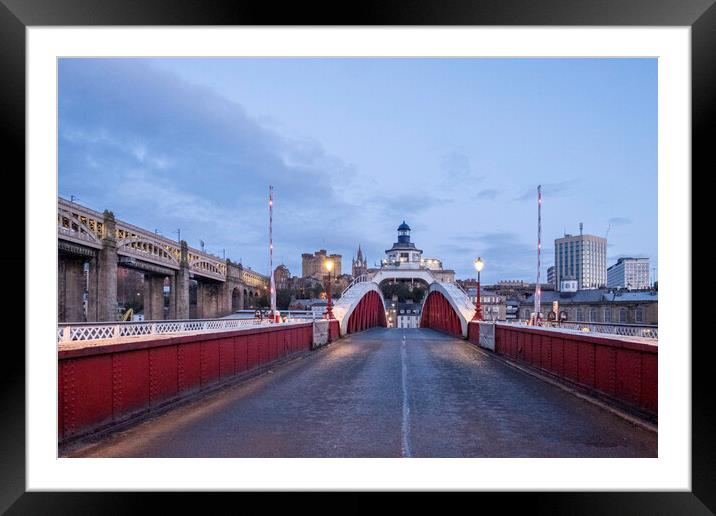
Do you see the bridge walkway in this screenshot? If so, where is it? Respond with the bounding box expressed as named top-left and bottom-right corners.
top-left (65, 328), bottom-right (657, 458)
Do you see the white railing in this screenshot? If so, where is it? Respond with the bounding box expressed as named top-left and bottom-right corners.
top-left (503, 319), bottom-right (658, 340)
top-left (454, 281), bottom-right (470, 297)
top-left (341, 274), bottom-right (367, 297)
top-left (229, 309), bottom-right (316, 318)
top-left (441, 282), bottom-right (477, 315)
top-left (281, 310), bottom-right (318, 320)
top-left (57, 317), bottom-right (307, 343)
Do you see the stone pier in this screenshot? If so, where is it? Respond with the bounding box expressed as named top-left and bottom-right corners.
top-left (96, 211), bottom-right (118, 321)
top-left (57, 256), bottom-right (86, 323)
top-left (143, 274), bottom-right (166, 321)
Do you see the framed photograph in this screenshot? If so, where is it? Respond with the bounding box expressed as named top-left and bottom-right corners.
top-left (5, 0), bottom-right (707, 511)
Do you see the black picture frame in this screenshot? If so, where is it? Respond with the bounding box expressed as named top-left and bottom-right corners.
top-left (2, 0), bottom-right (706, 512)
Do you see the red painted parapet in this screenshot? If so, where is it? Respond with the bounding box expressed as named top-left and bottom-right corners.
top-left (467, 321), bottom-right (480, 345)
top-left (328, 319), bottom-right (341, 342)
top-left (420, 290), bottom-right (462, 337)
top-left (58, 323), bottom-right (313, 443)
top-left (345, 290), bottom-right (387, 334)
top-left (493, 325), bottom-right (658, 417)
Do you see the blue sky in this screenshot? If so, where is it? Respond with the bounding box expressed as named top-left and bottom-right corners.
top-left (58, 58), bottom-right (657, 283)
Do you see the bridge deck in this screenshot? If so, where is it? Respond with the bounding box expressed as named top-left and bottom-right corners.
top-left (64, 328), bottom-right (657, 458)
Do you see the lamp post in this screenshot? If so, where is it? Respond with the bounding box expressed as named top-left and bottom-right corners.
top-left (324, 258), bottom-right (335, 319)
top-left (472, 257), bottom-right (484, 321)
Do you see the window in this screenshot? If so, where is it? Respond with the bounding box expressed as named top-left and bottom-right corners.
top-left (619, 308), bottom-right (628, 323)
top-left (576, 308), bottom-right (583, 321)
top-left (523, 309), bottom-right (531, 319)
top-left (604, 308), bottom-right (612, 322)
top-left (636, 308), bottom-right (644, 323)
top-left (590, 308), bottom-right (598, 322)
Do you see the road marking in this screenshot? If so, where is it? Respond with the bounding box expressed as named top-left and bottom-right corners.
top-left (401, 331), bottom-right (412, 457)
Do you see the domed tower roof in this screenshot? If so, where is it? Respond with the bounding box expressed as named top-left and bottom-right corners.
top-left (386, 220), bottom-right (422, 255)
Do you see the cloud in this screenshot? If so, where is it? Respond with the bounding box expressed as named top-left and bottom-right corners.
top-left (439, 151), bottom-right (482, 186)
top-left (436, 243), bottom-right (476, 255)
top-left (514, 179), bottom-right (580, 202)
top-left (366, 193), bottom-right (444, 224)
top-left (58, 59), bottom-right (371, 274)
top-left (445, 231), bottom-right (539, 282)
top-left (608, 217), bottom-right (632, 226)
top-left (475, 189), bottom-right (498, 200)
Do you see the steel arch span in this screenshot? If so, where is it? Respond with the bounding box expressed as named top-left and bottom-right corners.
top-left (345, 290), bottom-right (387, 334)
top-left (420, 282), bottom-right (475, 338)
top-left (332, 281), bottom-right (388, 336)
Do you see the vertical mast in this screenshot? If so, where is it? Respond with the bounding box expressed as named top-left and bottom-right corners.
top-left (535, 185), bottom-right (542, 320)
top-left (269, 185), bottom-right (276, 315)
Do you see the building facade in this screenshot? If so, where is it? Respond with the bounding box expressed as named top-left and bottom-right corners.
top-left (506, 298), bottom-right (520, 320)
top-left (466, 288), bottom-right (507, 321)
top-left (547, 265), bottom-right (556, 288)
top-left (478, 280), bottom-right (554, 303)
top-left (554, 231), bottom-right (607, 291)
top-left (457, 278), bottom-right (479, 290)
top-left (518, 289), bottom-right (658, 325)
top-left (273, 264), bottom-right (291, 290)
top-left (607, 257), bottom-right (650, 290)
top-left (301, 249), bottom-right (342, 279)
top-left (396, 302), bottom-right (421, 329)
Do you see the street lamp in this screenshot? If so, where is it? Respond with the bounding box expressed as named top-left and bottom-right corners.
top-left (324, 258), bottom-right (335, 319)
top-left (472, 257), bottom-right (484, 321)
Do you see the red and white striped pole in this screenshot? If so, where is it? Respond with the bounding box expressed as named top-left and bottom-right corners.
top-left (534, 185), bottom-right (542, 323)
top-left (269, 185), bottom-right (277, 320)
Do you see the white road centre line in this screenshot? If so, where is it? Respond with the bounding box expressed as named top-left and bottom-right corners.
top-left (401, 330), bottom-right (412, 458)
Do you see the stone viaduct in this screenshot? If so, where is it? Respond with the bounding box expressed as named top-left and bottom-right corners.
top-left (58, 197), bottom-right (270, 322)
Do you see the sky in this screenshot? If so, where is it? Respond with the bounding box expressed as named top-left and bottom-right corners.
top-left (58, 58), bottom-right (657, 284)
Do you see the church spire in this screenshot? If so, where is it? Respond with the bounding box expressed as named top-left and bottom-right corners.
top-left (352, 243), bottom-right (368, 277)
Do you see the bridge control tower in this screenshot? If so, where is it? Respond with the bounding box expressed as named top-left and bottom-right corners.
top-left (383, 221), bottom-right (423, 268)
top-left (375, 221), bottom-right (454, 283)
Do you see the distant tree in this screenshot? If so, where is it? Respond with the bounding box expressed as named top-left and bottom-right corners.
top-left (254, 294), bottom-right (269, 309)
top-left (380, 281), bottom-right (427, 303)
top-left (276, 288), bottom-right (293, 310)
top-left (310, 283), bottom-right (325, 299)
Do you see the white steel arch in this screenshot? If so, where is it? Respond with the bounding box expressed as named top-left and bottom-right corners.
top-left (332, 280), bottom-right (387, 336)
top-left (334, 273), bottom-right (475, 338)
top-left (422, 282), bottom-right (475, 338)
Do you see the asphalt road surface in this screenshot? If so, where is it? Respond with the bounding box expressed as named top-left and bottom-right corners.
top-left (66, 328), bottom-right (657, 458)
